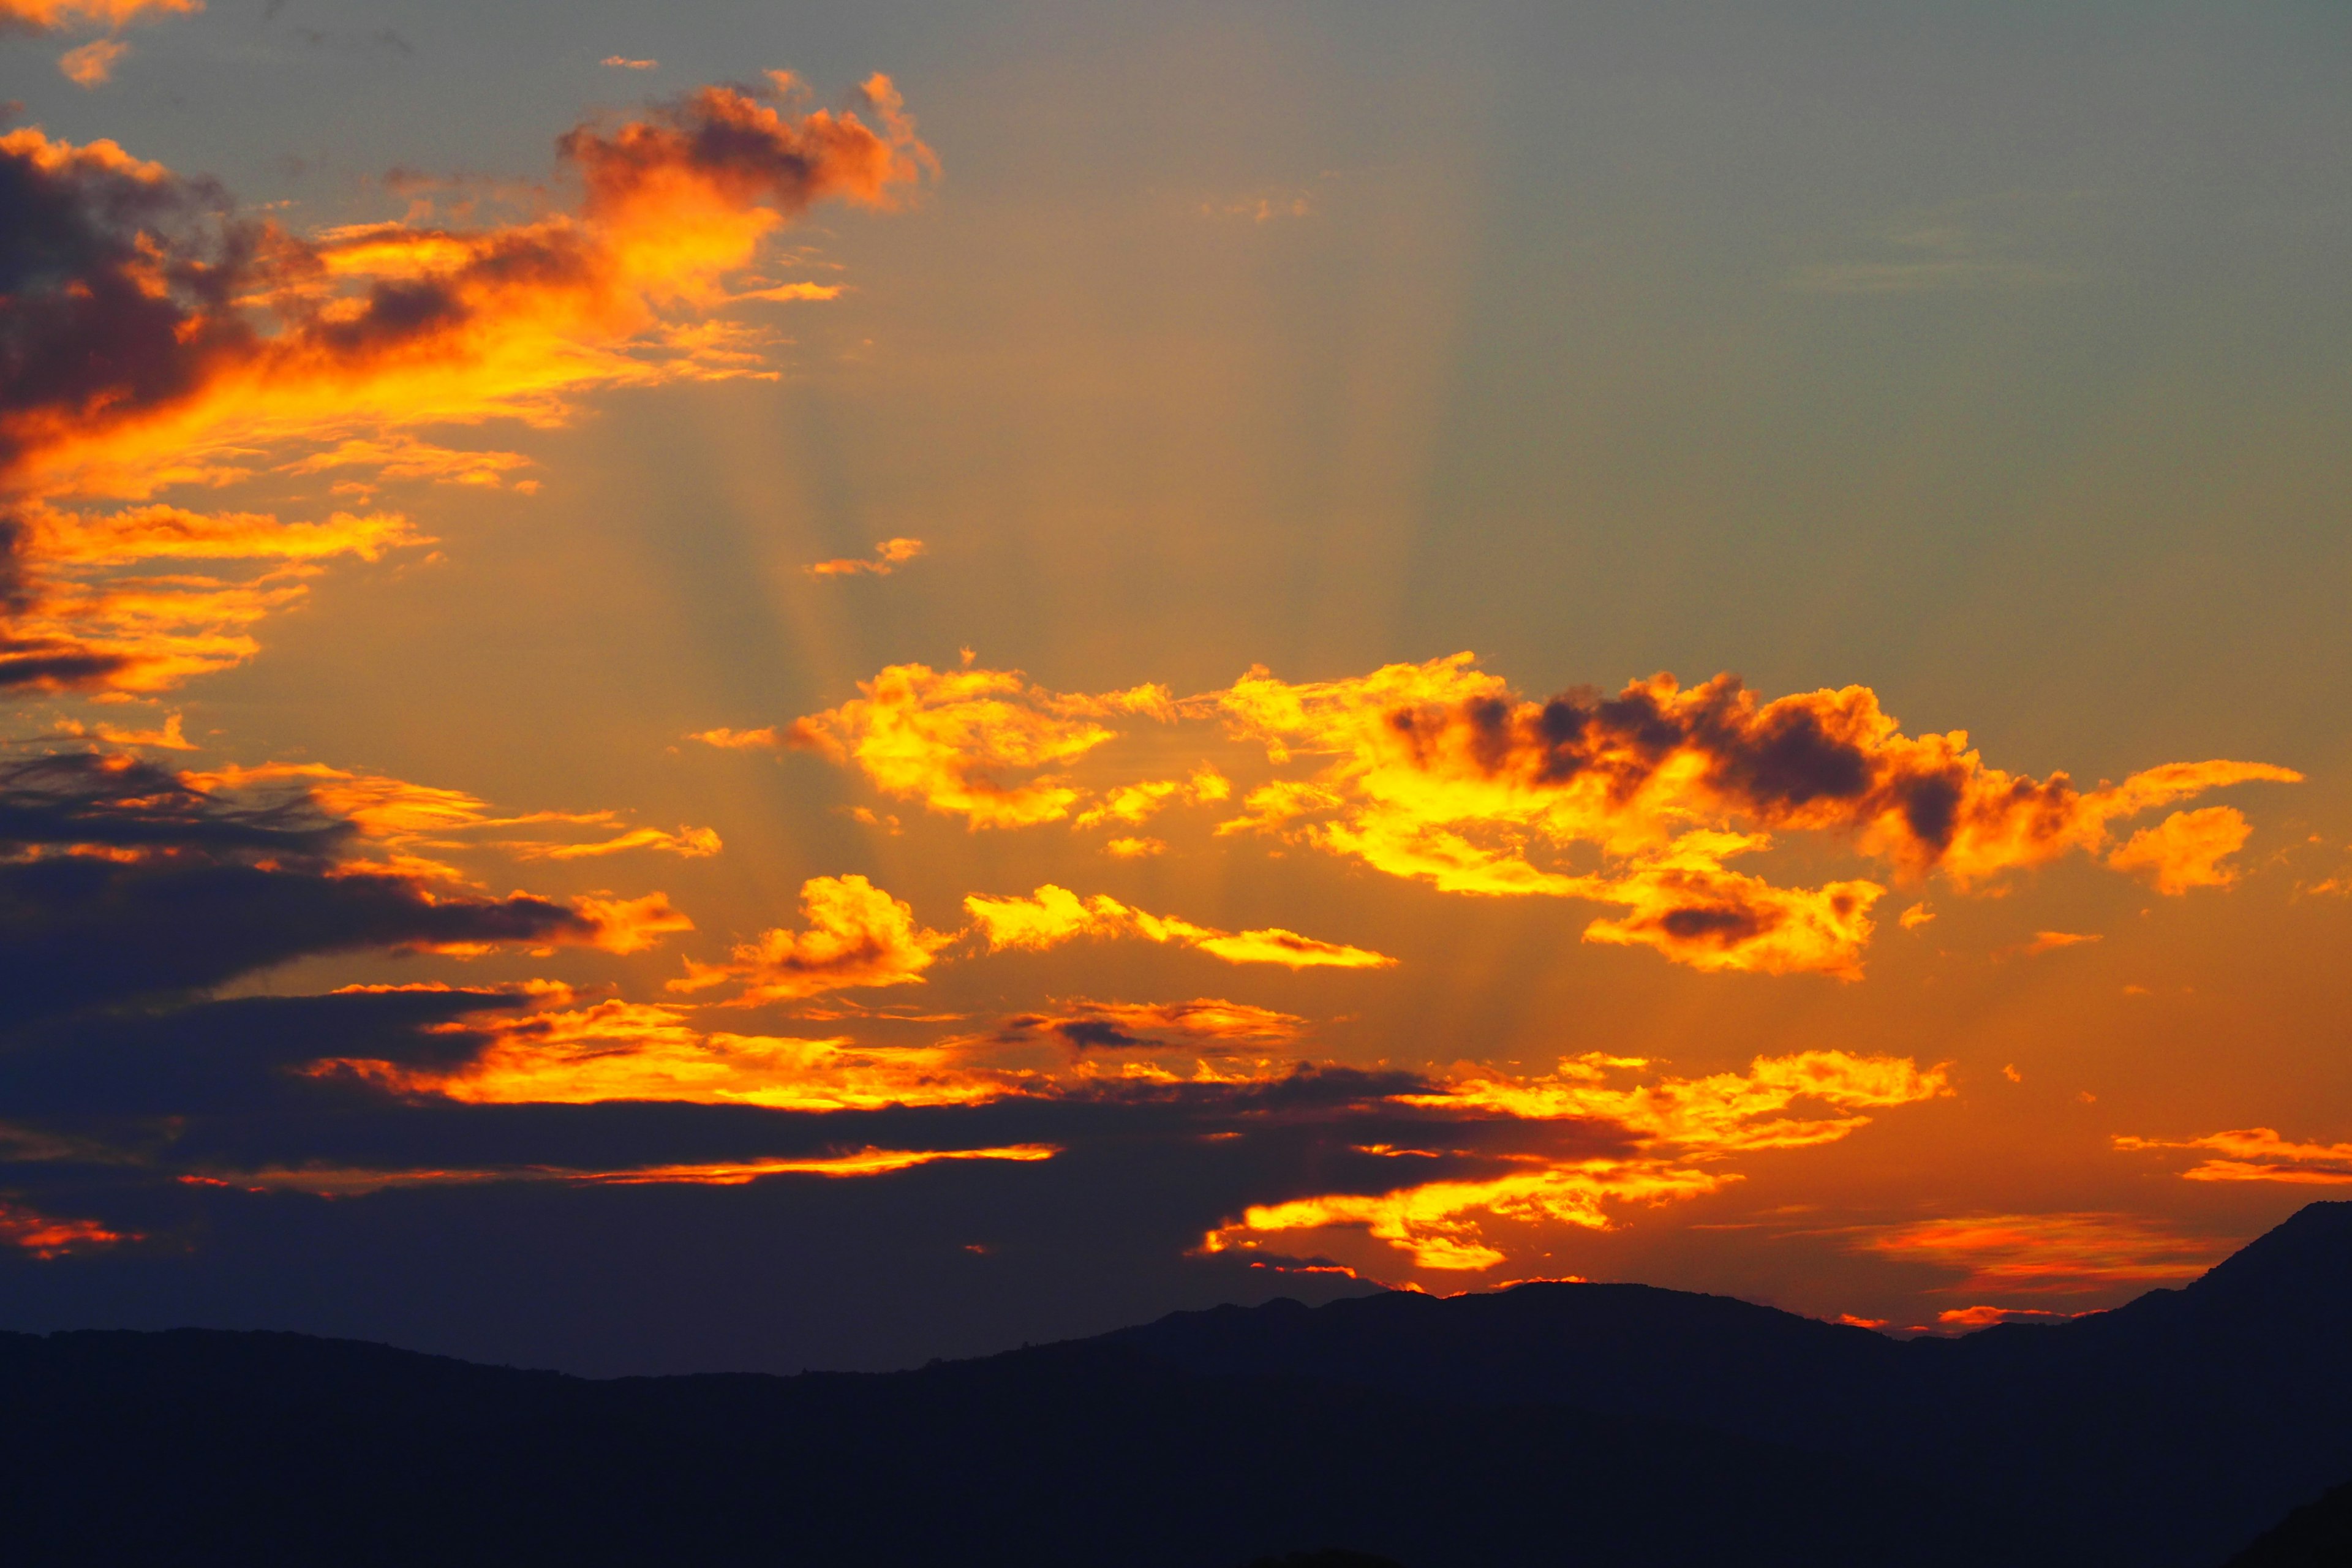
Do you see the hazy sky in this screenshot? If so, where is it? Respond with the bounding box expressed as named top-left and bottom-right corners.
top-left (2, 0), bottom-right (2347, 1373)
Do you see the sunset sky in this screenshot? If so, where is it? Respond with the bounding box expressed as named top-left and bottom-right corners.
top-left (2, 0), bottom-right (2348, 1374)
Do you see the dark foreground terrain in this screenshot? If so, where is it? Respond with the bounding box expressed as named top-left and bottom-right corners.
top-left (4, 1201), bottom-right (2348, 1568)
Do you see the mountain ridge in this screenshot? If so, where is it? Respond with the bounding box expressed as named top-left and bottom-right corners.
top-left (2, 1200), bottom-right (2346, 1567)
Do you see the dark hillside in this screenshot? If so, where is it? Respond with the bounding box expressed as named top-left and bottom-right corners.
top-left (0, 1327), bottom-right (1996, 1568)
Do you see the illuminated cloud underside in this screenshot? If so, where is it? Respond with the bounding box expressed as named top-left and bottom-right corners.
top-left (0, 74), bottom-right (933, 693)
top-left (1204, 1050), bottom-right (1950, 1270)
top-left (1850, 1212), bottom-right (2225, 1294)
top-left (752, 653), bottom-right (2297, 978)
top-left (2116, 1128), bottom-right (2352, 1185)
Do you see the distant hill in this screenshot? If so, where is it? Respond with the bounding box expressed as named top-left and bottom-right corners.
top-left (1, 1200), bottom-right (2346, 1568)
top-left (1114, 1200), bottom-right (2352, 1568)
top-left (2225, 1476), bottom-right (2352, 1567)
top-left (0, 1327), bottom-right (1990, 1568)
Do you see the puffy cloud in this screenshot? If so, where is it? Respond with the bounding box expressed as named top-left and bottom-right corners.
top-left (1850, 1213), bottom-right (2223, 1293)
top-left (1574, 837), bottom-right (1884, 980)
top-left (2106, 806), bottom-right (2255, 894)
top-left (56, 35), bottom-right (125, 84)
top-left (964, 883), bottom-right (1396, 970)
top-left (1212, 654), bottom-right (2296, 895)
top-left (777, 662), bottom-right (1175, 829)
top-left (0, 75), bottom-right (932, 692)
top-left (777, 653), bottom-right (2294, 979)
top-left (999, 997), bottom-right (1310, 1050)
top-left (0, 1198), bottom-right (132, 1258)
top-left (804, 537), bottom-right (925, 577)
top-left (666, 874), bottom-right (954, 1005)
top-left (2114, 1127), bottom-right (2352, 1185)
top-left (1204, 1050), bottom-right (1947, 1270)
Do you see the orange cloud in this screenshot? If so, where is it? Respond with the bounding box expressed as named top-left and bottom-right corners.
top-left (779, 653), bottom-right (2294, 980)
top-left (2114, 1127), bottom-right (2352, 1185)
top-left (1934, 1305), bottom-right (2089, 1329)
top-left (0, 0), bottom-right (197, 26)
top-left (780, 663), bottom-right (1178, 828)
top-left (56, 34), bottom-right (124, 84)
top-left (1204, 1160), bottom-right (1727, 1272)
top-left (506, 824), bottom-right (722, 861)
top-left (1073, 764), bottom-right (1230, 830)
top-left (666, 873), bottom-right (955, 1004)
top-left (1212, 655), bottom-right (2296, 907)
top-left (320, 994), bottom-right (1014, 1112)
top-left (200, 1145), bottom-right (1057, 1196)
top-left (804, 537), bottom-right (925, 577)
top-left (1852, 1212), bottom-right (2223, 1293)
top-left (1997, 930), bottom-right (2102, 960)
top-left (1, 75), bottom-right (933, 693)
top-left (2106, 806), bottom-right (2255, 894)
top-left (0, 1198), bottom-right (134, 1259)
top-left (53, 710), bottom-right (192, 750)
top-left (1206, 1050), bottom-right (1947, 1270)
top-left (964, 883), bottom-right (1396, 970)
top-left (601, 55), bottom-right (657, 70)
top-left (1000, 997), bottom-right (1310, 1049)
top-left (178, 760), bottom-right (719, 876)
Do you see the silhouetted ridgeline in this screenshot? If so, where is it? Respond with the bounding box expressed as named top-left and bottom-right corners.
top-left (2223, 1476), bottom-right (2352, 1568)
top-left (1, 1200), bottom-right (2346, 1568)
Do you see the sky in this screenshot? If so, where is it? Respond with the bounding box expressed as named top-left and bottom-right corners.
top-left (1, 0), bottom-right (2348, 1374)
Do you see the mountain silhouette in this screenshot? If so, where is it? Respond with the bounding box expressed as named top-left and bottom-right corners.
top-left (2225, 1474), bottom-right (2352, 1567)
top-left (1, 1200), bottom-right (2345, 1568)
top-left (1114, 1200), bottom-right (2352, 1568)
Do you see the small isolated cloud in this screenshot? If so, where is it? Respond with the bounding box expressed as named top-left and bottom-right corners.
top-left (1787, 258), bottom-right (2070, 295)
top-left (56, 34), bottom-right (124, 84)
top-left (1997, 930), bottom-right (2101, 960)
top-left (737, 281), bottom-right (843, 303)
top-left (1935, 1305), bottom-right (2090, 1329)
top-left (1202, 192), bottom-right (1313, 222)
top-left (601, 55), bottom-right (656, 70)
top-left (668, 873), bottom-right (956, 1005)
top-left (804, 538), bottom-right (926, 578)
top-left (2106, 807), bottom-right (2255, 895)
top-left (1898, 902), bottom-right (1934, 930)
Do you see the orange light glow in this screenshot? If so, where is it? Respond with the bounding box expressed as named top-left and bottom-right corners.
top-left (324, 993), bottom-right (1017, 1112)
top-left (1204, 1050), bottom-right (1947, 1271)
top-left (195, 1144), bottom-right (1060, 1196)
top-left (1, 78), bottom-right (933, 693)
top-left (0, 1199), bottom-right (134, 1259)
top-left (1852, 1213), bottom-right (2224, 1293)
top-left (2115, 1128), bottom-right (2352, 1185)
top-left (666, 874), bottom-right (955, 1003)
top-left (964, 883), bottom-right (1396, 970)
